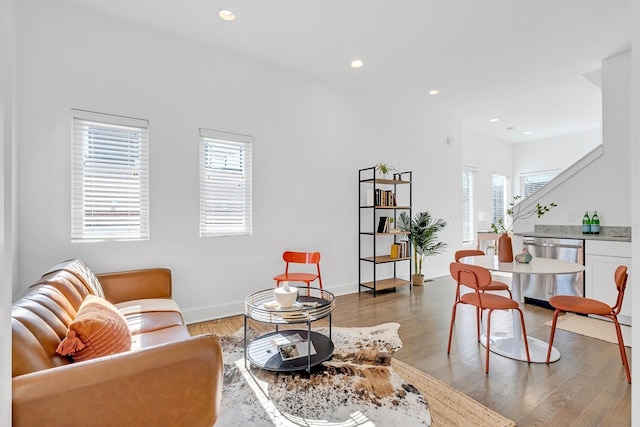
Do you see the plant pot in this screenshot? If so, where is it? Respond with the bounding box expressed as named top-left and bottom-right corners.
top-left (498, 233), bottom-right (514, 262)
top-left (412, 274), bottom-right (425, 286)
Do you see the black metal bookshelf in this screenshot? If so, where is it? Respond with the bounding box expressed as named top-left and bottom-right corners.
top-left (358, 166), bottom-right (412, 296)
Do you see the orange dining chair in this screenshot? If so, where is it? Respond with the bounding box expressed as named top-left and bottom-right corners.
top-left (454, 250), bottom-right (512, 298)
top-left (447, 262), bottom-right (530, 374)
top-left (273, 251), bottom-right (323, 289)
top-left (546, 265), bottom-right (631, 383)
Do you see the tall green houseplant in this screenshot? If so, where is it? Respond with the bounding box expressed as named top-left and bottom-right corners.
top-left (398, 211), bottom-right (448, 285)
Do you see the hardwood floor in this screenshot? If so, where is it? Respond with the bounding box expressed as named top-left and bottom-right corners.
top-left (332, 277), bottom-right (632, 426)
top-left (201, 276), bottom-right (631, 426)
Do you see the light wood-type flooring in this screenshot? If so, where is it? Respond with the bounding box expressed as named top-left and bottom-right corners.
top-left (202, 275), bottom-right (631, 426)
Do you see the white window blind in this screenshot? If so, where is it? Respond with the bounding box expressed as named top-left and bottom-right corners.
top-left (462, 168), bottom-right (475, 244)
top-left (520, 170), bottom-right (560, 198)
top-left (71, 110), bottom-right (149, 242)
top-left (492, 175), bottom-right (506, 224)
top-left (200, 129), bottom-right (253, 237)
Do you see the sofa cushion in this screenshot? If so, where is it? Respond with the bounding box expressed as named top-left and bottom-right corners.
top-left (56, 295), bottom-right (132, 362)
top-left (12, 283), bottom-right (86, 376)
top-left (115, 298), bottom-right (185, 335)
top-left (131, 325), bottom-right (193, 350)
top-left (41, 259), bottom-right (105, 298)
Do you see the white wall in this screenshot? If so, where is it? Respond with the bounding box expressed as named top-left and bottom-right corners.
top-left (14, 0), bottom-right (462, 322)
top-left (462, 131), bottom-right (513, 230)
top-left (513, 127), bottom-right (601, 196)
top-left (515, 50), bottom-right (631, 236)
top-left (1, 0), bottom-right (16, 423)
top-left (462, 127), bottom-right (601, 235)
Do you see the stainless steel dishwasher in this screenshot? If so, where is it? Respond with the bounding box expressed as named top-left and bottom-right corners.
top-left (522, 236), bottom-right (585, 309)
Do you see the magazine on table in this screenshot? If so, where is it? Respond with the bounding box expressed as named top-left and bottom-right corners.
top-left (271, 333), bottom-right (317, 361)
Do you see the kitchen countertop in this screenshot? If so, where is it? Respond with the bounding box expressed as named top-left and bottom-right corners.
top-left (514, 225), bottom-right (631, 242)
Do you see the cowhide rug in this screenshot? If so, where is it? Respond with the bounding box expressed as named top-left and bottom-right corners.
top-left (217, 322), bottom-right (431, 426)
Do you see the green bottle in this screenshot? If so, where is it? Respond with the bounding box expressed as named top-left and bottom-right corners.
top-left (590, 211), bottom-right (600, 234)
top-left (582, 211), bottom-right (591, 234)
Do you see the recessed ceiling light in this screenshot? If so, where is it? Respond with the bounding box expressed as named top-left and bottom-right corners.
top-left (428, 89), bottom-right (440, 95)
top-left (489, 118), bottom-right (499, 123)
top-left (219, 9), bottom-right (236, 21)
top-left (350, 59), bottom-right (364, 69)
top-left (524, 131), bottom-right (533, 135)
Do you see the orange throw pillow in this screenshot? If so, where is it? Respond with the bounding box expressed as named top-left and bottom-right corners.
top-left (56, 295), bottom-right (132, 362)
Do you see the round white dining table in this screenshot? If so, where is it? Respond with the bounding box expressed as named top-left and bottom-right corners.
top-left (459, 255), bottom-right (586, 363)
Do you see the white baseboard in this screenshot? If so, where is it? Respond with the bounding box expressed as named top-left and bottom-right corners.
top-left (183, 282), bottom-right (361, 325)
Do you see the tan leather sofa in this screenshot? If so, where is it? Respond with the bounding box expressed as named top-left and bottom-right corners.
top-left (12, 259), bottom-right (223, 427)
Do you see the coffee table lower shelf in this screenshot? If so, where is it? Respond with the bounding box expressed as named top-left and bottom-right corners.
top-left (246, 329), bottom-right (334, 372)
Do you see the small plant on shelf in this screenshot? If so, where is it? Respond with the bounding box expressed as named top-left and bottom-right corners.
top-left (490, 195), bottom-right (557, 234)
top-left (375, 162), bottom-right (397, 178)
top-left (398, 211), bottom-right (447, 285)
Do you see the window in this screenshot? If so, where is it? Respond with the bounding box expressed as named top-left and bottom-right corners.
top-left (492, 175), bottom-right (507, 225)
top-left (520, 170), bottom-right (560, 198)
top-left (72, 110), bottom-right (149, 241)
top-left (462, 168), bottom-right (475, 244)
top-left (200, 129), bottom-right (253, 237)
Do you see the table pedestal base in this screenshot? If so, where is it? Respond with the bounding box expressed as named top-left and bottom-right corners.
top-left (481, 332), bottom-right (560, 363)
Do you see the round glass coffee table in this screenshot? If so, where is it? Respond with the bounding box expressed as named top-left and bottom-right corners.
top-left (244, 287), bottom-right (335, 374)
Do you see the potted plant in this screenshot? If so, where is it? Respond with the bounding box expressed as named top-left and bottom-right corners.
top-left (375, 162), bottom-right (396, 178)
top-left (490, 195), bottom-right (557, 262)
top-left (398, 211), bottom-right (448, 285)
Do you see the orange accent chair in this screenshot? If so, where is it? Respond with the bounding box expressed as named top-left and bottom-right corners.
top-left (447, 262), bottom-right (530, 374)
top-left (546, 265), bottom-right (631, 383)
top-left (274, 251), bottom-right (323, 289)
top-left (454, 250), bottom-right (512, 298)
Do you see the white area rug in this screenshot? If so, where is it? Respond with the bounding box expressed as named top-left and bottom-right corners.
top-left (544, 313), bottom-right (631, 347)
top-left (216, 323), bottom-right (431, 426)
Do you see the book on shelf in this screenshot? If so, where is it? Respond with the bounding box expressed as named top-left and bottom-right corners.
top-left (390, 243), bottom-right (402, 259)
top-left (271, 333), bottom-right (317, 361)
top-left (374, 189), bottom-right (396, 207)
top-left (403, 241), bottom-right (410, 257)
top-left (377, 216), bottom-right (388, 233)
top-left (366, 189), bottom-right (374, 206)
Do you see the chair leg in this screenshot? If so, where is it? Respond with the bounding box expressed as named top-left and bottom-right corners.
top-left (447, 302), bottom-right (460, 354)
top-left (516, 308), bottom-right (531, 363)
top-left (485, 309), bottom-right (493, 374)
top-left (476, 307), bottom-right (481, 342)
top-left (546, 309), bottom-right (562, 363)
top-left (612, 316), bottom-right (631, 384)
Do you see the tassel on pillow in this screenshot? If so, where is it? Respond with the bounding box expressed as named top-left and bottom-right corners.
top-left (56, 330), bottom-right (86, 355)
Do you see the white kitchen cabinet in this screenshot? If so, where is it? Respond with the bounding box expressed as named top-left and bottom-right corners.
top-left (585, 240), bottom-right (631, 325)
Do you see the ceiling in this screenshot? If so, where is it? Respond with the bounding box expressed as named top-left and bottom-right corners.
top-left (63, 0), bottom-right (631, 143)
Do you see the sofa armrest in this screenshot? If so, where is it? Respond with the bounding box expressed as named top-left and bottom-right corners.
top-left (13, 334), bottom-right (223, 427)
top-left (97, 268), bottom-right (172, 304)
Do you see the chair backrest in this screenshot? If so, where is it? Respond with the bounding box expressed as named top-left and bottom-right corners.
top-left (282, 251), bottom-right (321, 279)
top-left (283, 251), bottom-right (321, 265)
top-left (612, 265), bottom-right (629, 314)
top-left (454, 249), bottom-right (485, 262)
top-left (449, 262), bottom-right (493, 291)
